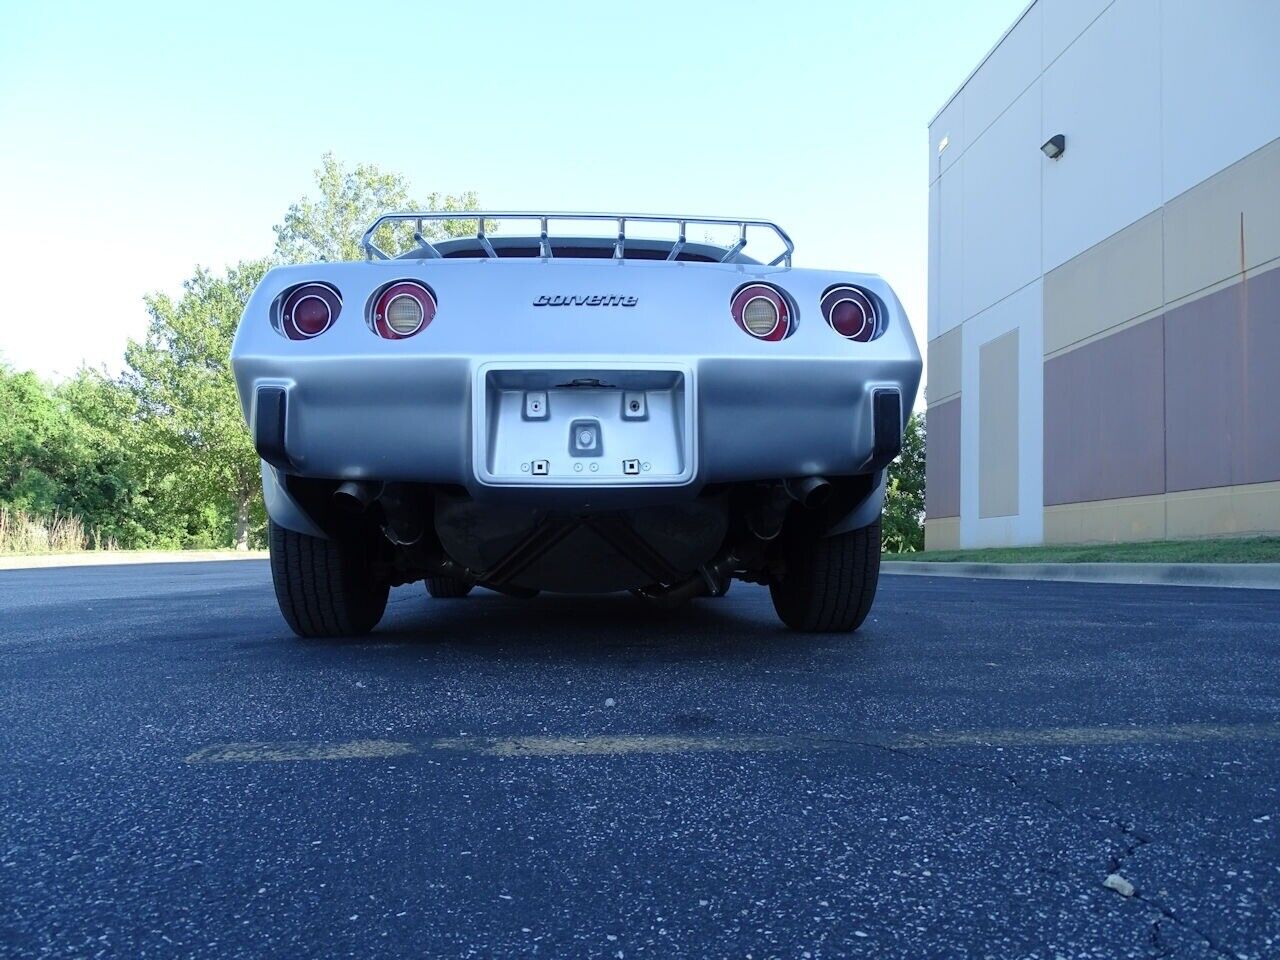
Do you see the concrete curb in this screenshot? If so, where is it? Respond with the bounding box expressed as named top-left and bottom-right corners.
top-left (882, 561), bottom-right (1280, 591)
top-left (0, 551), bottom-right (268, 571)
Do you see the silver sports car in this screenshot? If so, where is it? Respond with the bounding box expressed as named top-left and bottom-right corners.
top-left (231, 213), bottom-right (921, 636)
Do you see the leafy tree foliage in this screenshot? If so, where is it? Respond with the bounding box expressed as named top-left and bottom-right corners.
top-left (0, 367), bottom-right (62, 515)
top-left (881, 412), bottom-right (925, 553)
top-left (273, 153), bottom-right (483, 263)
top-left (125, 261), bottom-right (268, 549)
top-left (0, 365), bottom-right (162, 547)
top-left (115, 156), bottom-right (484, 550)
top-left (52, 370), bottom-right (147, 545)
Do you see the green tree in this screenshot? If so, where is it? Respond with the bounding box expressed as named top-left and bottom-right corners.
top-left (0, 365), bottom-right (65, 516)
top-left (125, 261), bottom-right (268, 550)
top-left (273, 153), bottom-right (484, 263)
top-left (60, 367), bottom-right (210, 549)
top-left (52, 370), bottom-right (142, 545)
top-left (882, 412), bottom-right (925, 553)
top-left (119, 157), bottom-right (487, 550)
top-left (0, 364), bottom-right (153, 549)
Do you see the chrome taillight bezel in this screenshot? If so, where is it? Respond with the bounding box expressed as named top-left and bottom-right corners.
top-left (730, 282), bottom-right (793, 341)
top-left (278, 282), bottom-right (342, 340)
top-left (820, 284), bottom-right (884, 342)
top-left (370, 281), bottom-right (437, 339)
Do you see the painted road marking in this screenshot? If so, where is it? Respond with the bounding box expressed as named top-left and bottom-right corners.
top-left (184, 721), bottom-right (1280, 764)
top-left (434, 734), bottom-right (790, 757)
top-left (185, 739), bottom-right (416, 763)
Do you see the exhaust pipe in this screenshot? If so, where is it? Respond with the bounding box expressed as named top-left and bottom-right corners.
top-left (378, 483), bottom-right (425, 545)
top-left (633, 553), bottom-right (738, 607)
top-left (332, 480), bottom-right (381, 514)
top-left (783, 475), bottom-right (832, 509)
top-left (747, 484), bottom-right (792, 541)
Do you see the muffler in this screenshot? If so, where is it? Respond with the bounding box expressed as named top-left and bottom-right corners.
top-left (783, 475), bottom-right (832, 509)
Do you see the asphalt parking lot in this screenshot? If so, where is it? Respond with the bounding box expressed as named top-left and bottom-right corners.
top-left (2, 562), bottom-right (1278, 959)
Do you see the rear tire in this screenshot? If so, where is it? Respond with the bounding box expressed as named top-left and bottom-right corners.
top-left (425, 576), bottom-right (473, 599)
top-left (268, 520), bottom-right (389, 637)
top-left (769, 516), bottom-right (881, 633)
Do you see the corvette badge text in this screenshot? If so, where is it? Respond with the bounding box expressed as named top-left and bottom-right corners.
top-left (533, 295), bottom-right (639, 307)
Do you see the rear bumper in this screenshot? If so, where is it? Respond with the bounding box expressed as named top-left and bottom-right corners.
top-left (241, 353), bottom-right (919, 499)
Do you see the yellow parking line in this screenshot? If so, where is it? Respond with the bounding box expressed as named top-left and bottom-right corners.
top-left (183, 722), bottom-right (1280, 764)
top-left (889, 722), bottom-right (1280, 750)
top-left (184, 739), bottom-right (415, 763)
top-left (431, 734), bottom-right (790, 757)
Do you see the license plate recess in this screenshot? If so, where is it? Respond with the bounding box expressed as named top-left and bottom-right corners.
top-left (474, 364), bottom-right (694, 486)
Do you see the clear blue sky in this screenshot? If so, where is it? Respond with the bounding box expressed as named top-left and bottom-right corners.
top-left (0, 0), bottom-right (1026, 381)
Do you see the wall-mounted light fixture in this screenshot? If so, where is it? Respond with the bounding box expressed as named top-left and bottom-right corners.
top-left (1041, 134), bottom-right (1066, 160)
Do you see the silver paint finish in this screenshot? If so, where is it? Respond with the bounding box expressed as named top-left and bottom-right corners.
top-left (231, 250), bottom-right (921, 532)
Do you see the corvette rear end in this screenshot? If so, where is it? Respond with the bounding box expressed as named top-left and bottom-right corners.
top-left (230, 213), bottom-right (921, 636)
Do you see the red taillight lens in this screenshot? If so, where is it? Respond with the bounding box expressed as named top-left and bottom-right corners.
top-left (730, 283), bottom-right (791, 341)
top-left (821, 285), bottom-right (882, 342)
top-left (372, 281), bottom-right (436, 339)
top-left (281, 283), bottom-right (341, 339)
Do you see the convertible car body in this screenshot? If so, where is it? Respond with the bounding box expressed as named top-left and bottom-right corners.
top-left (230, 213), bottom-right (921, 636)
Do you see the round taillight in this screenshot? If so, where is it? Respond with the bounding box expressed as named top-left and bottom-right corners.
top-left (730, 283), bottom-right (791, 341)
top-left (821, 285), bottom-right (882, 342)
top-left (281, 283), bottom-right (341, 340)
top-left (373, 281), bottom-right (435, 339)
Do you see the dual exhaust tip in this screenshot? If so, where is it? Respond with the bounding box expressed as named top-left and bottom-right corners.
top-left (784, 475), bottom-right (832, 510)
top-left (334, 481), bottom-right (426, 546)
top-left (333, 480), bottom-right (381, 514)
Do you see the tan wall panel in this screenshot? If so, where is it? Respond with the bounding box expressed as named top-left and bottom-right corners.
top-left (1165, 136), bottom-right (1280, 303)
top-left (927, 326), bottom-right (962, 404)
top-left (1243, 139), bottom-right (1280, 276)
top-left (925, 398), bottom-right (962, 519)
top-left (978, 330), bottom-right (1019, 519)
top-left (925, 517), bottom-right (960, 552)
top-left (1166, 481), bottom-right (1280, 539)
top-left (1043, 496), bottom-right (1167, 544)
top-left (1043, 210), bottom-right (1163, 355)
top-left (1044, 483), bottom-right (1280, 544)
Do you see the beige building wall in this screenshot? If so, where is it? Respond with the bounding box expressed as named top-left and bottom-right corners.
top-left (1164, 137), bottom-right (1280, 304)
top-left (1042, 481), bottom-right (1280, 545)
top-left (977, 331), bottom-right (1019, 519)
top-left (926, 0), bottom-right (1280, 550)
top-left (927, 134), bottom-right (1280, 548)
top-left (1043, 210), bottom-right (1163, 357)
top-left (924, 327), bottom-right (962, 552)
top-left (1167, 482), bottom-right (1280, 540)
top-left (924, 517), bottom-right (960, 552)
top-left (927, 327), bottom-right (962, 404)
top-left (1038, 137), bottom-right (1280, 544)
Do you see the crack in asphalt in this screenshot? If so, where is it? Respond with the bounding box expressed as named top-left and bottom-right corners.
top-left (840, 738), bottom-right (1238, 960)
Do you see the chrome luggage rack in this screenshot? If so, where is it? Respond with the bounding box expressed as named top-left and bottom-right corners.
top-left (360, 211), bottom-right (795, 267)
